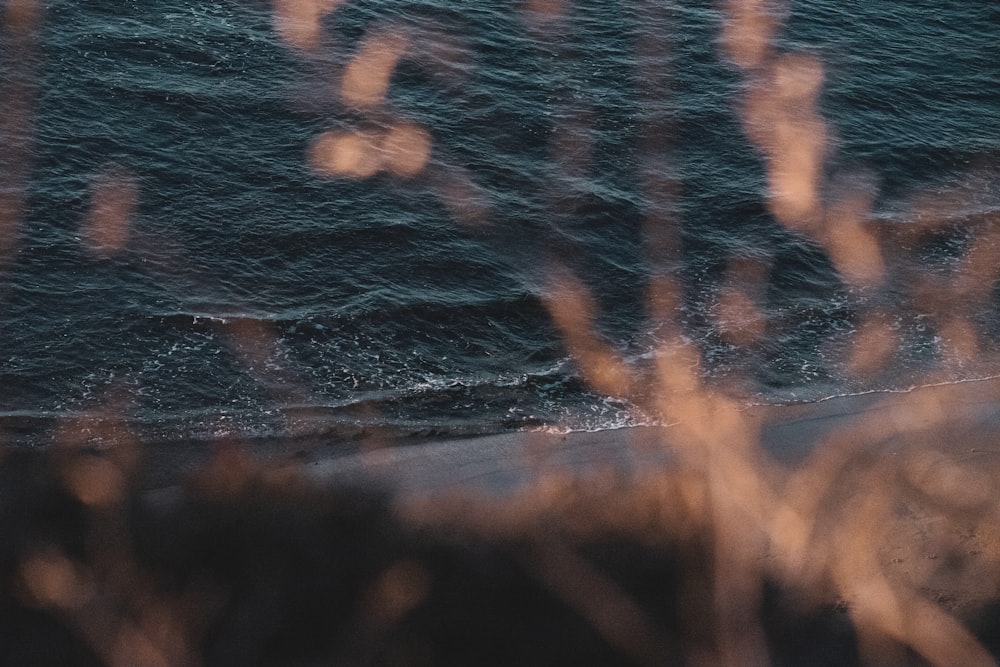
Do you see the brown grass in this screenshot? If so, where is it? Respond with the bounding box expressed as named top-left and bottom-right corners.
top-left (1, 1), bottom-right (999, 665)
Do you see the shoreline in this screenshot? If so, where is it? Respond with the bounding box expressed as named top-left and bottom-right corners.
top-left (286, 373), bottom-right (1000, 496)
top-left (120, 372), bottom-right (1000, 492)
top-left (9, 373), bottom-right (1000, 492)
top-left (7, 376), bottom-right (1000, 664)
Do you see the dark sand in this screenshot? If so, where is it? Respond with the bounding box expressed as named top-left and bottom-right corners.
top-left (6, 378), bottom-right (1000, 665)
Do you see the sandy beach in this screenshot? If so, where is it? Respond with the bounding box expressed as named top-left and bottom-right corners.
top-left (287, 375), bottom-right (1000, 495)
top-left (6, 377), bottom-right (1000, 665)
top-left (290, 376), bottom-right (1000, 661)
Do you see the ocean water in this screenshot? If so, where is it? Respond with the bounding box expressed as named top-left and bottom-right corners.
top-left (1, 0), bottom-right (998, 447)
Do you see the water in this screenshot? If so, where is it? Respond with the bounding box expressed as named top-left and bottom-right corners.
top-left (1, 0), bottom-right (998, 447)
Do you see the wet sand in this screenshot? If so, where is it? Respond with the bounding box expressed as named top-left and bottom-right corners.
top-left (289, 376), bottom-right (1000, 635)
top-left (298, 375), bottom-right (1000, 496)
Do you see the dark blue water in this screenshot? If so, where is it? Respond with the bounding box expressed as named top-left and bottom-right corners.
top-left (1, 1), bottom-right (998, 446)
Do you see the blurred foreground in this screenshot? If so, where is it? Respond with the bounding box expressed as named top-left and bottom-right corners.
top-left (4, 377), bottom-right (1000, 666)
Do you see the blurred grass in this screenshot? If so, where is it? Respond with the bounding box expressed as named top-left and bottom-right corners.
top-left (0, 444), bottom-right (871, 667)
top-left (2, 1), bottom-right (1000, 664)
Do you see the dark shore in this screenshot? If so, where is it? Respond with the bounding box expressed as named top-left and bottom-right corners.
top-left (4, 378), bottom-right (1000, 665)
